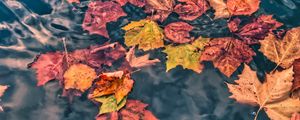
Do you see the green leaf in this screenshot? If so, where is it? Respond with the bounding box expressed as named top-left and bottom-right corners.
top-left (94, 95), bottom-right (127, 115)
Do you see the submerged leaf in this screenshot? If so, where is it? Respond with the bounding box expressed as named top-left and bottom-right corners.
top-left (63, 63), bottom-right (97, 92)
top-left (82, 1), bottom-right (127, 38)
top-left (200, 38), bottom-right (255, 77)
top-left (163, 37), bottom-right (210, 73)
top-left (259, 27), bottom-right (300, 69)
top-left (174, 0), bottom-right (209, 21)
top-left (115, 0), bottom-right (146, 7)
top-left (164, 22), bottom-right (194, 43)
top-left (227, 0), bottom-right (260, 16)
top-left (126, 47), bottom-right (160, 68)
top-left (122, 20), bottom-right (164, 51)
top-left (0, 85), bottom-right (8, 112)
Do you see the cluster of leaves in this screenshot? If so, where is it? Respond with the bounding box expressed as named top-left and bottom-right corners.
top-left (28, 0), bottom-right (300, 119)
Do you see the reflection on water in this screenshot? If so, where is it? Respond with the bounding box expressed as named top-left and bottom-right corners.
top-left (0, 0), bottom-right (300, 120)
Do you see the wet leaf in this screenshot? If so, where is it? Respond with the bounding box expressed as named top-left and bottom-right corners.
top-left (64, 63), bottom-right (97, 92)
top-left (0, 85), bottom-right (8, 112)
top-left (67, 0), bottom-right (79, 4)
top-left (122, 19), bottom-right (164, 51)
top-left (208, 0), bottom-right (230, 19)
top-left (97, 100), bottom-right (158, 120)
top-left (174, 0), bottom-right (209, 21)
top-left (259, 27), bottom-right (300, 69)
top-left (227, 0), bottom-right (260, 16)
top-left (115, 0), bottom-right (146, 7)
top-left (126, 47), bottom-right (160, 68)
top-left (291, 113), bottom-right (300, 120)
top-left (292, 59), bottom-right (300, 98)
top-left (82, 1), bottom-right (127, 38)
top-left (94, 95), bottom-right (127, 115)
top-left (200, 38), bottom-right (255, 77)
top-left (144, 0), bottom-right (175, 22)
top-left (89, 71), bottom-right (134, 103)
top-left (227, 65), bottom-right (300, 120)
top-left (163, 37), bottom-right (210, 73)
top-left (164, 22), bottom-right (194, 44)
top-left (228, 15), bottom-right (283, 44)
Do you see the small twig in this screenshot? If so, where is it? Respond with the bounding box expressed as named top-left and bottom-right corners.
top-left (62, 38), bottom-right (70, 67)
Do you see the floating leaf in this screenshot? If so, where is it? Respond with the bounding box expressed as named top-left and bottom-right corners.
top-left (126, 47), bottom-right (160, 68)
top-left (174, 0), bottom-right (209, 21)
top-left (97, 100), bottom-right (158, 120)
top-left (227, 65), bottom-right (300, 120)
top-left (144, 0), bottom-right (175, 22)
top-left (200, 38), bottom-right (255, 77)
top-left (208, 0), bottom-right (230, 19)
top-left (115, 0), bottom-right (146, 7)
top-left (82, 1), bottom-right (127, 38)
top-left (67, 0), bottom-right (79, 4)
top-left (122, 19), bottom-right (164, 51)
top-left (227, 0), bottom-right (260, 16)
top-left (89, 71), bottom-right (134, 103)
top-left (163, 37), bottom-right (210, 73)
top-left (63, 64), bottom-right (97, 92)
top-left (164, 22), bottom-right (194, 43)
top-left (228, 15), bottom-right (283, 44)
top-left (292, 59), bottom-right (300, 98)
top-left (259, 27), bottom-right (300, 69)
top-left (291, 113), bottom-right (300, 120)
top-left (94, 95), bottom-right (127, 115)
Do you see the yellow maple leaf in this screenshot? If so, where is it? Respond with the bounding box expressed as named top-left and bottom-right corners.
top-left (227, 65), bottom-right (300, 120)
top-left (122, 19), bottom-right (164, 51)
top-left (63, 64), bottom-right (97, 92)
top-left (259, 27), bottom-right (300, 69)
top-left (163, 37), bottom-right (210, 73)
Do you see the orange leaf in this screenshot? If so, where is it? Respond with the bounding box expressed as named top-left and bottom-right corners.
top-left (227, 0), bottom-right (260, 16)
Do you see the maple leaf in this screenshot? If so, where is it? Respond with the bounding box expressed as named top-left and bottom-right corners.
top-left (122, 19), bottom-right (164, 51)
top-left (208, 0), bottom-right (230, 19)
top-left (163, 37), bottom-right (210, 73)
top-left (97, 100), bottom-right (158, 120)
top-left (292, 59), bottom-right (300, 98)
top-left (200, 37), bottom-right (255, 77)
top-left (94, 95), bottom-right (127, 115)
top-left (227, 65), bottom-right (300, 120)
top-left (164, 22), bottom-right (194, 44)
top-left (89, 71), bottom-right (134, 103)
top-left (82, 1), bottom-right (127, 38)
top-left (226, 0), bottom-right (260, 16)
top-left (126, 47), bottom-right (160, 68)
top-left (63, 63), bottom-right (97, 92)
top-left (228, 15), bottom-right (283, 44)
top-left (115, 0), bottom-right (146, 7)
top-left (259, 27), bottom-right (300, 69)
top-left (29, 52), bottom-right (66, 86)
top-left (144, 0), bottom-right (175, 22)
top-left (174, 0), bottom-right (209, 21)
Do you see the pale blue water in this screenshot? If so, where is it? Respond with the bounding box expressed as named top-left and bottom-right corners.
top-left (0, 0), bottom-right (300, 120)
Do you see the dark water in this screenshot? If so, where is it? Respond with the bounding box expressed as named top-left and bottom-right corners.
top-left (0, 0), bottom-right (300, 120)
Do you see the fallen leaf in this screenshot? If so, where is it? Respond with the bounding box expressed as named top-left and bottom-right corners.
top-left (259, 27), bottom-right (300, 69)
top-left (0, 85), bottom-right (8, 112)
top-left (292, 59), bottom-right (300, 98)
top-left (126, 47), bottom-right (160, 68)
top-left (115, 0), bottom-right (146, 7)
top-left (226, 0), bottom-right (260, 16)
top-left (228, 15), bottom-right (283, 44)
top-left (164, 22), bottom-right (194, 43)
top-left (200, 37), bottom-right (255, 77)
top-left (227, 65), bottom-right (300, 120)
top-left (89, 71), bottom-right (134, 103)
top-left (174, 0), bottom-right (209, 21)
top-left (122, 19), bottom-right (164, 51)
top-left (163, 37), bottom-right (210, 73)
top-left (82, 1), bottom-right (127, 38)
top-left (97, 100), bottom-right (158, 120)
top-left (29, 52), bottom-right (66, 86)
top-left (64, 63), bottom-right (97, 92)
top-left (67, 0), bottom-right (79, 4)
top-left (144, 0), bottom-right (175, 22)
top-left (208, 0), bottom-right (230, 19)
top-left (291, 113), bottom-right (300, 120)
top-left (94, 95), bottom-right (127, 115)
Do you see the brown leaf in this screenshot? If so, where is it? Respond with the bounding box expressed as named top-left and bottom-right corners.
top-left (174, 0), bottom-right (209, 21)
top-left (126, 47), bottom-right (160, 68)
top-left (67, 0), bottom-right (79, 4)
top-left (292, 59), bottom-right (300, 98)
top-left (144, 0), bottom-right (175, 22)
top-left (64, 64), bottom-right (97, 92)
top-left (228, 15), bottom-right (283, 44)
top-left (115, 0), bottom-right (146, 7)
top-left (82, 1), bottom-right (127, 38)
top-left (226, 0), bottom-right (260, 16)
top-left (208, 0), bottom-right (230, 19)
top-left (164, 22), bottom-right (194, 43)
top-left (259, 27), bottom-right (300, 69)
top-left (97, 100), bottom-right (158, 120)
top-left (200, 38), bottom-right (255, 77)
